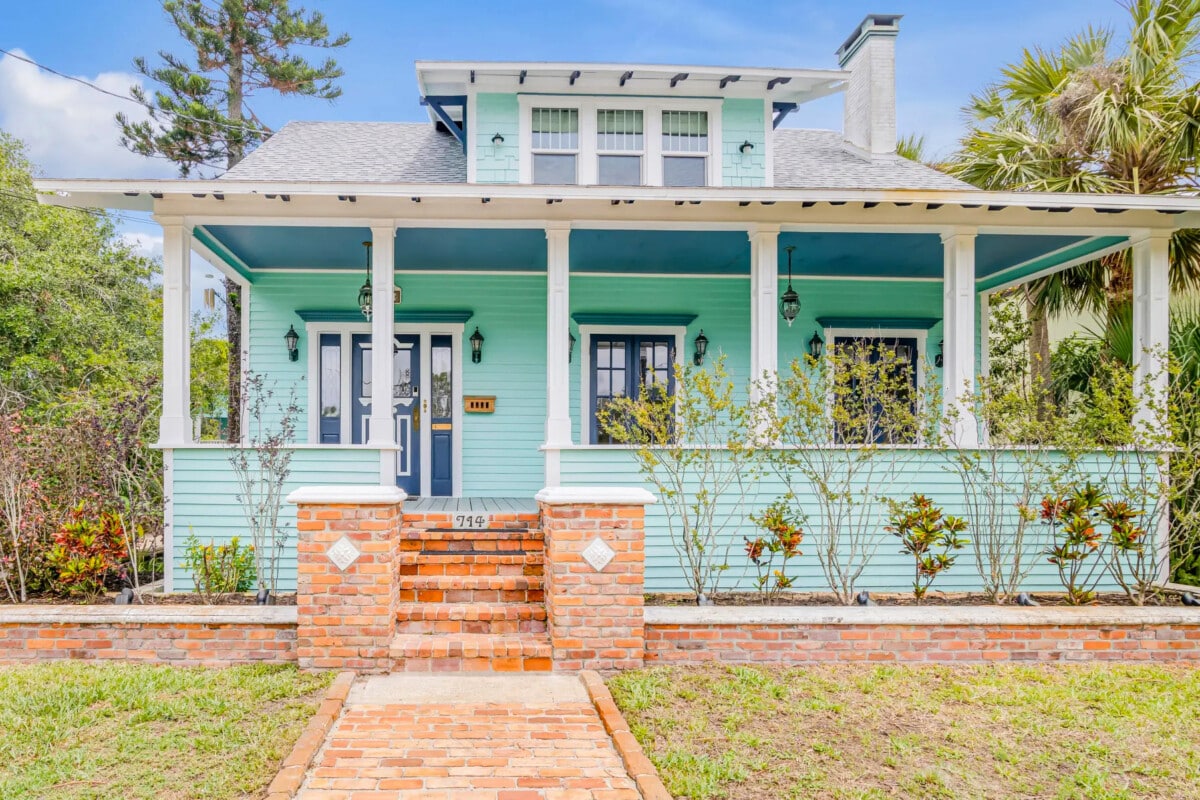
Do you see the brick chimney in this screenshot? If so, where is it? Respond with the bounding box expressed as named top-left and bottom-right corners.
top-left (835, 14), bottom-right (902, 156)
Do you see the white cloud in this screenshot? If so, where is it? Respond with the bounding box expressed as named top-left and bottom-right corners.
top-left (120, 231), bottom-right (163, 261)
top-left (0, 49), bottom-right (175, 179)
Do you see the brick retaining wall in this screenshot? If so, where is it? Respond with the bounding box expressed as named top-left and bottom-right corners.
top-left (0, 607), bottom-right (296, 667)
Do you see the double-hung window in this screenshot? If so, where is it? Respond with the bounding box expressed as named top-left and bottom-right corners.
top-left (590, 334), bottom-right (675, 444)
top-left (661, 110), bottom-right (709, 187)
top-left (531, 107), bottom-right (579, 185)
top-left (596, 109), bottom-right (644, 186)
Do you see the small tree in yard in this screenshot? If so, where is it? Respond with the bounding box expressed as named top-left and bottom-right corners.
top-left (884, 494), bottom-right (968, 603)
top-left (759, 341), bottom-right (939, 604)
top-left (596, 355), bottom-right (755, 604)
top-left (228, 372), bottom-right (301, 596)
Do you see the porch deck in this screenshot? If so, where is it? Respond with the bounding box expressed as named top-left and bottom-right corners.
top-left (404, 496), bottom-right (538, 514)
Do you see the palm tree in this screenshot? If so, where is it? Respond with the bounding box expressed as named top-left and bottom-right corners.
top-left (948, 0), bottom-right (1200, 389)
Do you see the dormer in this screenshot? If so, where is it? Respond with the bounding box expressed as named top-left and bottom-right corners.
top-left (416, 61), bottom-right (849, 188)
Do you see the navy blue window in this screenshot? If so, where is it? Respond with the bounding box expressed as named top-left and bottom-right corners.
top-left (590, 334), bottom-right (675, 444)
top-left (831, 335), bottom-right (919, 445)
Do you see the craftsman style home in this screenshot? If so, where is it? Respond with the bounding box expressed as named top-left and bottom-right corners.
top-left (38, 15), bottom-right (1199, 594)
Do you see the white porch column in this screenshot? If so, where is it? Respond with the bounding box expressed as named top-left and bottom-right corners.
top-left (157, 218), bottom-right (193, 445)
top-left (544, 223), bottom-right (572, 486)
top-left (367, 223), bottom-right (396, 456)
top-left (748, 225), bottom-right (780, 401)
top-left (1132, 230), bottom-right (1171, 436)
top-left (942, 229), bottom-right (978, 446)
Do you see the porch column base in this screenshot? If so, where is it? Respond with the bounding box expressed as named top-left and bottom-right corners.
top-left (156, 416), bottom-right (194, 446)
top-left (288, 485), bottom-right (406, 672)
top-left (536, 486), bottom-right (655, 673)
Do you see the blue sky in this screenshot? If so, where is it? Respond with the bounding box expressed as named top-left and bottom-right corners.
top-left (0, 0), bottom-right (1132, 304)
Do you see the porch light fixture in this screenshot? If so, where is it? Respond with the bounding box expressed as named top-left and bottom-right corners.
top-left (934, 339), bottom-right (944, 368)
top-left (470, 327), bottom-right (484, 364)
top-left (357, 241), bottom-right (373, 320)
top-left (492, 132), bottom-right (505, 146)
top-left (284, 325), bottom-right (300, 362)
top-left (693, 329), bottom-right (709, 366)
top-left (807, 330), bottom-right (824, 359)
top-left (780, 245), bottom-right (801, 327)
top-left (568, 331), bottom-right (576, 363)
top-left (739, 139), bottom-right (754, 154)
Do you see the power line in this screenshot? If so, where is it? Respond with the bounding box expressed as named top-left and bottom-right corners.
top-left (0, 47), bottom-right (269, 138)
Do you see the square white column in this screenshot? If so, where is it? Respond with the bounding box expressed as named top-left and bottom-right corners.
top-left (367, 223), bottom-right (396, 451)
top-left (1132, 230), bottom-right (1171, 437)
top-left (544, 223), bottom-right (572, 486)
top-left (748, 225), bottom-right (780, 402)
top-left (157, 218), bottom-right (193, 446)
top-left (942, 229), bottom-right (978, 446)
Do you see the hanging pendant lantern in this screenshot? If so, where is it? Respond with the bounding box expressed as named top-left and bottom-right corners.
top-left (357, 241), bottom-right (373, 320)
top-left (780, 245), bottom-right (801, 327)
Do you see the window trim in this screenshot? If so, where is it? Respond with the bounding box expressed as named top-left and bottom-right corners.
top-left (518, 95), bottom-right (722, 187)
top-left (579, 324), bottom-right (686, 447)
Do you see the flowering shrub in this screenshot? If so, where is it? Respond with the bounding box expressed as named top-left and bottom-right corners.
top-left (183, 533), bottom-right (256, 602)
top-left (1042, 483), bottom-right (1106, 605)
top-left (46, 504), bottom-right (130, 601)
top-left (884, 494), bottom-right (969, 603)
top-left (745, 500), bottom-right (805, 604)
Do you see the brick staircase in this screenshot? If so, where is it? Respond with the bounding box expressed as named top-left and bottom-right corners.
top-left (392, 512), bottom-right (552, 672)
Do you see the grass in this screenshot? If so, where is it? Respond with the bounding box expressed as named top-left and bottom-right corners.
top-left (0, 662), bottom-right (334, 800)
top-left (609, 663), bottom-right (1200, 800)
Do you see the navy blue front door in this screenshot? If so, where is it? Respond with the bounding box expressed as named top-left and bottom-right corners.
top-left (351, 333), bottom-right (422, 495)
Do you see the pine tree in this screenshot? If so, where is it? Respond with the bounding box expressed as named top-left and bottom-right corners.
top-left (118, 0), bottom-right (349, 441)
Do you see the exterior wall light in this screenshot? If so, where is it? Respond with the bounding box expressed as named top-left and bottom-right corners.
top-left (693, 329), bottom-right (709, 366)
top-left (568, 331), bottom-right (576, 363)
top-left (739, 139), bottom-right (754, 154)
top-left (357, 240), bottom-right (373, 320)
top-left (780, 245), bottom-right (801, 327)
top-left (935, 339), bottom-right (944, 368)
top-left (492, 132), bottom-right (505, 146)
top-left (284, 325), bottom-right (300, 362)
top-left (470, 327), bottom-right (484, 364)
top-left (807, 330), bottom-right (824, 359)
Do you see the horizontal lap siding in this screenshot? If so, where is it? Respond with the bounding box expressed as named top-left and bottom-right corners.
top-left (560, 449), bottom-right (1145, 594)
top-left (170, 448), bottom-right (381, 591)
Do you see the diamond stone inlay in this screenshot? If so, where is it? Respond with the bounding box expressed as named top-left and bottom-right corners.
top-left (580, 537), bottom-right (616, 572)
top-left (326, 536), bottom-right (361, 572)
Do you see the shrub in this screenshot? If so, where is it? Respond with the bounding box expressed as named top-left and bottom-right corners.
top-left (1042, 483), bottom-right (1107, 605)
top-left (884, 494), bottom-right (968, 603)
top-left (46, 504), bottom-right (129, 600)
top-left (745, 500), bottom-right (805, 604)
top-left (183, 533), bottom-right (256, 602)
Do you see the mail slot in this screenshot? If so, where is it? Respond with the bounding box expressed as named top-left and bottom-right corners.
top-left (464, 396), bottom-right (496, 413)
top-left (431, 423), bottom-right (452, 430)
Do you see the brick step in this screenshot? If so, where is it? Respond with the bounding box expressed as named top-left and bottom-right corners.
top-left (390, 632), bottom-right (552, 672)
top-left (402, 514), bottom-right (540, 534)
top-left (400, 528), bottom-right (542, 542)
top-left (398, 550), bottom-right (543, 565)
top-left (397, 557), bottom-right (543, 578)
top-left (395, 602), bottom-right (547, 635)
top-left (396, 574), bottom-right (544, 604)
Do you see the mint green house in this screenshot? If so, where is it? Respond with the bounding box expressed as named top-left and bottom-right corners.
top-left (38, 16), bottom-right (1200, 594)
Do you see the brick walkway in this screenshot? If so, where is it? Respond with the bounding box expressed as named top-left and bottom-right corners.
top-left (296, 674), bottom-right (642, 800)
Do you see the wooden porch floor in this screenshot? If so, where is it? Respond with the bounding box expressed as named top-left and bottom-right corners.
top-left (404, 496), bottom-right (538, 514)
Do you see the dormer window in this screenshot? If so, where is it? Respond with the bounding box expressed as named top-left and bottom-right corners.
top-left (662, 110), bottom-right (709, 187)
top-left (597, 109), bottom-right (644, 186)
top-left (531, 108), bottom-right (579, 185)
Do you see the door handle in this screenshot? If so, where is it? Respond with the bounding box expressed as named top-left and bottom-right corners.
top-left (413, 402), bottom-right (420, 431)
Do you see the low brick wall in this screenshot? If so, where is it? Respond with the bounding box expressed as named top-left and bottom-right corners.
top-left (646, 607), bottom-right (1200, 664)
top-left (0, 606), bottom-right (297, 666)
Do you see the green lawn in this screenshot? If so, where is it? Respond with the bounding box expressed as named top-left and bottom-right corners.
top-left (0, 662), bottom-right (334, 800)
top-left (610, 663), bottom-right (1200, 800)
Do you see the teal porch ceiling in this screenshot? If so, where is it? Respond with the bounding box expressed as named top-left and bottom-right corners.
top-left (197, 225), bottom-right (1129, 283)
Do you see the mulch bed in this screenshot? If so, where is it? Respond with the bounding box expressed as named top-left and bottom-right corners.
top-left (5, 592), bottom-right (297, 606)
top-left (646, 590), bottom-right (1193, 607)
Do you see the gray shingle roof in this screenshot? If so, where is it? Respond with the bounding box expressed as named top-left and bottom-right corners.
top-left (221, 121), bottom-right (466, 183)
top-left (220, 120), bottom-right (974, 192)
top-left (772, 129), bottom-right (973, 191)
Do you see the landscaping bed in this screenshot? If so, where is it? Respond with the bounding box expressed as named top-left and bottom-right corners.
top-left (0, 662), bottom-right (333, 799)
top-left (646, 591), bottom-right (1195, 607)
top-left (6, 591), bottom-right (298, 606)
top-left (610, 663), bottom-right (1200, 800)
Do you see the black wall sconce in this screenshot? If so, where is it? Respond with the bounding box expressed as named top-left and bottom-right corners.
top-left (470, 327), bottom-right (484, 364)
top-left (807, 330), bottom-right (824, 359)
top-left (693, 329), bottom-right (709, 366)
top-left (739, 140), bottom-right (754, 154)
top-left (492, 132), bottom-right (505, 146)
top-left (935, 339), bottom-right (944, 368)
top-left (568, 331), bottom-right (576, 363)
top-left (284, 325), bottom-right (300, 362)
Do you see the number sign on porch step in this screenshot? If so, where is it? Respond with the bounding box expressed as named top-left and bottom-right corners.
top-left (453, 514), bottom-right (489, 529)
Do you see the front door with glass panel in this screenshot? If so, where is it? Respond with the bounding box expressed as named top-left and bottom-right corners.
top-left (351, 333), bottom-right (421, 495)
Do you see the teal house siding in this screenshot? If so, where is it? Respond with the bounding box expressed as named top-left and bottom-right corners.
top-left (721, 99), bottom-right (767, 187)
top-left (169, 447), bottom-right (381, 591)
top-left (474, 93), bottom-right (520, 183)
top-left (559, 448), bottom-right (1147, 594)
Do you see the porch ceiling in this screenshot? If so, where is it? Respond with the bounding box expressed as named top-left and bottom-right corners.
top-left (197, 224), bottom-right (1129, 284)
